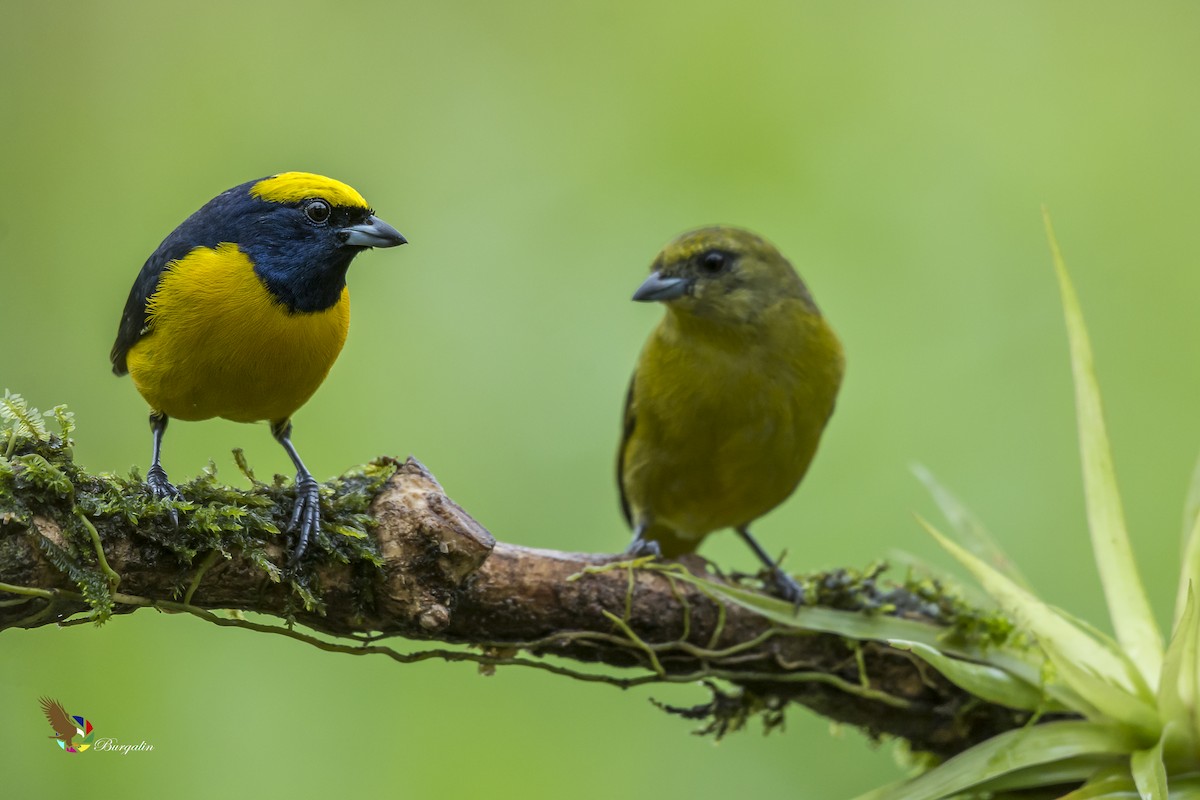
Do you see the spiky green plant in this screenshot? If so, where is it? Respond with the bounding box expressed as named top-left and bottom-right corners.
top-left (860, 212), bottom-right (1200, 800)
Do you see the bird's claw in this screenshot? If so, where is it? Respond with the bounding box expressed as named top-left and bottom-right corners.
top-left (624, 538), bottom-right (662, 559)
top-left (772, 570), bottom-right (808, 610)
top-left (145, 464), bottom-right (182, 526)
top-left (287, 474), bottom-right (321, 568)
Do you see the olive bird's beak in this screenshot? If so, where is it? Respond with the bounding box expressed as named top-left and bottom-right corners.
top-left (341, 215), bottom-right (407, 248)
top-left (632, 271), bottom-right (691, 302)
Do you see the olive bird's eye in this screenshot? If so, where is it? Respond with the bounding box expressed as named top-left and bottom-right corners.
top-left (700, 250), bottom-right (729, 273)
top-left (304, 200), bottom-right (332, 224)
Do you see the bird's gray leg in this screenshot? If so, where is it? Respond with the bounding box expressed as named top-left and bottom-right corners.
top-left (145, 411), bottom-right (182, 525)
top-left (271, 418), bottom-right (320, 567)
top-left (736, 526), bottom-right (806, 606)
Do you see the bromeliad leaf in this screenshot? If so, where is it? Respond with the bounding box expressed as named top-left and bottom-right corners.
top-left (1044, 209), bottom-right (1163, 688)
top-left (1037, 636), bottom-right (1160, 739)
top-left (1158, 587), bottom-right (1200, 762)
top-left (1177, 477), bottom-right (1200, 630)
top-left (658, 567), bottom-right (951, 649)
top-left (921, 518), bottom-right (1157, 728)
top-left (970, 755), bottom-right (1132, 795)
top-left (912, 463), bottom-right (1031, 590)
top-left (1131, 732), bottom-right (1169, 800)
top-left (850, 720), bottom-right (1139, 800)
top-left (659, 565), bottom-right (1055, 698)
top-left (889, 639), bottom-right (1064, 713)
top-left (1058, 769), bottom-right (1140, 799)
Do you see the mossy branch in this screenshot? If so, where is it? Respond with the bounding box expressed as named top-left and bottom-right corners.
top-left (0, 393), bottom-right (1055, 760)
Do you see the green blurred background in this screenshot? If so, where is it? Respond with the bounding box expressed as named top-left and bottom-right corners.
top-left (3, 1), bottom-right (1199, 797)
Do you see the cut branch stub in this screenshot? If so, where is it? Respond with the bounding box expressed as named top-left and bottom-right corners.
top-left (371, 457), bottom-right (495, 634)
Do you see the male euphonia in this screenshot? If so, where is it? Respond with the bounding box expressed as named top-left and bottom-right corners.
top-left (111, 172), bottom-right (405, 561)
top-left (617, 226), bottom-right (844, 602)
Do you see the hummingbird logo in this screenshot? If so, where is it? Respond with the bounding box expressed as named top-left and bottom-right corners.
top-left (39, 697), bottom-right (95, 753)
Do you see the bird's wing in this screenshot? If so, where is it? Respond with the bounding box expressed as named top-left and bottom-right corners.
top-left (110, 183), bottom-right (252, 375)
top-left (39, 697), bottom-right (75, 737)
top-left (110, 247), bottom-right (175, 375)
top-left (109, 218), bottom-right (216, 376)
top-left (616, 374), bottom-right (637, 529)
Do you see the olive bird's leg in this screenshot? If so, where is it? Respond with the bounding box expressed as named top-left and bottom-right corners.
top-left (145, 412), bottom-right (182, 524)
top-left (623, 518), bottom-right (662, 558)
top-left (271, 418), bottom-right (320, 566)
top-left (736, 526), bottom-right (806, 606)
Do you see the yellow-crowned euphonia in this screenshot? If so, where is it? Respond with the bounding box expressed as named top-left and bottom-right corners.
top-left (110, 172), bottom-right (405, 561)
top-left (617, 226), bottom-right (844, 602)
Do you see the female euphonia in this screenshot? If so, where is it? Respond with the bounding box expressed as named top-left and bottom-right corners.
top-left (111, 172), bottom-right (405, 562)
top-left (618, 226), bottom-right (844, 602)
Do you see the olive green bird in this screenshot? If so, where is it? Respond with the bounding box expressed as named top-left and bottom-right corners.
top-left (617, 226), bottom-right (844, 603)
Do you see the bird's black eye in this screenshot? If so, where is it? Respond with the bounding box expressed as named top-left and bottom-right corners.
top-left (304, 199), bottom-right (332, 224)
top-left (700, 250), bottom-right (729, 273)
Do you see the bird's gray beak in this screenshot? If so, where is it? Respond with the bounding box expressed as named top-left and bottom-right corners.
top-left (632, 271), bottom-right (691, 302)
top-left (341, 215), bottom-right (407, 248)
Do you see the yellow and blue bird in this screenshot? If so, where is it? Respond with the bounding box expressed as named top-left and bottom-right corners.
top-left (110, 172), bottom-right (405, 561)
top-left (618, 226), bottom-right (844, 602)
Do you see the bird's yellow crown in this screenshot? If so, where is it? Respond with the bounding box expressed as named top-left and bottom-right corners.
top-left (250, 172), bottom-right (369, 209)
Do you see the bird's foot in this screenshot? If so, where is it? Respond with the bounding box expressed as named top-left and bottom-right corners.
top-left (145, 464), bottom-right (182, 526)
top-left (771, 569), bottom-right (808, 609)
top-left (623, 538), bottom-right (662, 559)
top-left (287, 474), bottom-right (321, 568)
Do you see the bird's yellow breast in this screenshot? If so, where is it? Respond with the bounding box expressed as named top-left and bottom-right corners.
top-left (622, 299), bottom-right (844, 543)
top-left (124, 243), bottom-right (350, 423)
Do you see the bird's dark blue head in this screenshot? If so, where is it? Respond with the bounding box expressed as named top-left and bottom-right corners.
top-left (156, 172), bottom-right (406, 312)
